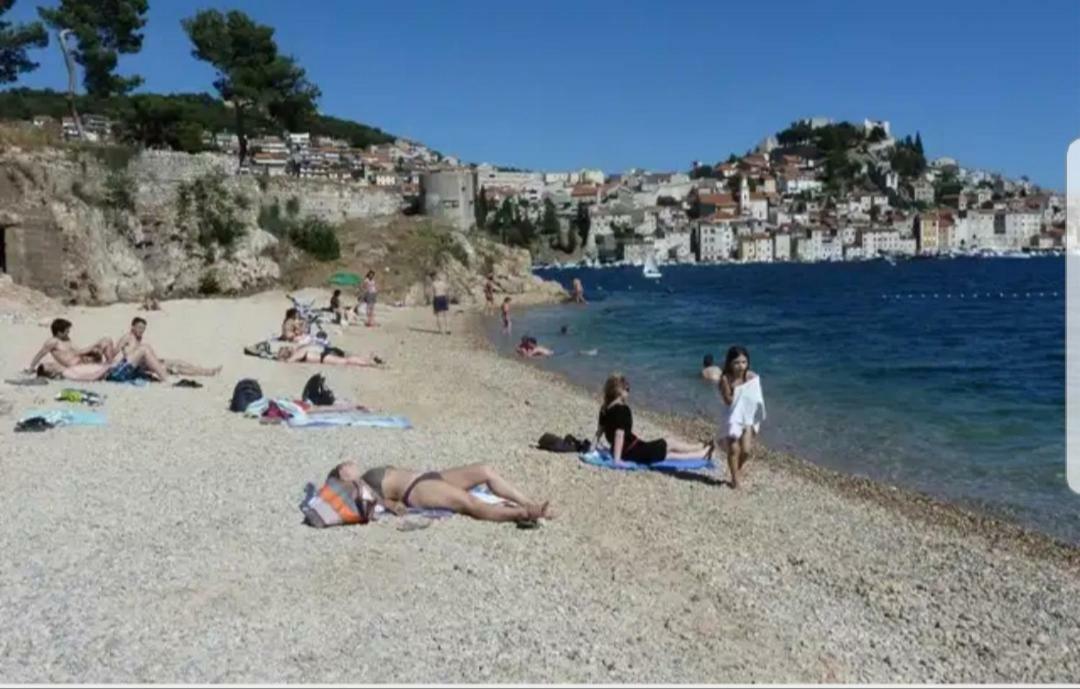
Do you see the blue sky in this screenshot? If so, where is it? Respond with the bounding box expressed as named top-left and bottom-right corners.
top-left (5, 0), bottom-right (1079, 188)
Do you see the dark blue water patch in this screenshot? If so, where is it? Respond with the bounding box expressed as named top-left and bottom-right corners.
top-left (505, 257), bottom-right (1079, 543)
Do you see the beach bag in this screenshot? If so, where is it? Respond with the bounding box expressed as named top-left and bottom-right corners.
top-left (300, 478), bottom-right (369, 528)
top-left (230, 378), bottom-right (263, 412)
top-left (538, 432), bottom-right (590, 453)
top-left (302, 374), bottom-right (335, 406)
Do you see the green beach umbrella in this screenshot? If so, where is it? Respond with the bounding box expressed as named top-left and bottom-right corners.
top-left (328, 272), bottom-right (361, 287)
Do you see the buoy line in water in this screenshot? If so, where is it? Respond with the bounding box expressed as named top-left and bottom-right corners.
top-left (880, 292), bottom-right (1060, 300)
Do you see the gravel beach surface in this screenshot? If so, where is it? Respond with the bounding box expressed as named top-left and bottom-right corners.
top-left (1, 291), bottom-right (1078, 683)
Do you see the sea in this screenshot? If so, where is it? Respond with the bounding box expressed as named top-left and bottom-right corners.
top-left (486, 256), bottom-right (1079, 544)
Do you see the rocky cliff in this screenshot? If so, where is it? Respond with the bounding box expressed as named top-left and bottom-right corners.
top-left (0, 146), bottom-right (405, 303)
top-left (0, 141), bottom-right (564, 306)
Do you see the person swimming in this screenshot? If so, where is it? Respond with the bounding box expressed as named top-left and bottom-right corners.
top-left (516, 336), bottom-right (553, 358)
top-left (701, 353), bottom-right (722, 382)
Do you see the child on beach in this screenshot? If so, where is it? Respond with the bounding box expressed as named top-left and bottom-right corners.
top-left (515, 336), bottom-right (553, 358)
top-left (501, 297), bottom-right (512, 334)
top-left (718, 346), bottom-right (766, 489)
top-left (701, 354), bottom-right (722, 382)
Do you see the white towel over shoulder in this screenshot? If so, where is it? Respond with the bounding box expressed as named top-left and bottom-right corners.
top-left (722, 376), bottom-right (766, 439)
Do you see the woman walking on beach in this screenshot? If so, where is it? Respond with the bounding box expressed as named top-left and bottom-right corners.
top-left (718, 346), bottom-right (766, 489)
top-left (361, 271), bottom-right (378, 327)
top-left (329, 460), bottom-right (553, 524)
top-left (595, 373), bottom-right (713, 466)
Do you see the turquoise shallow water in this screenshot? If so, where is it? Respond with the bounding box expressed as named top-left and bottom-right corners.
top-left (488, 257), bottom-right (1080, 544)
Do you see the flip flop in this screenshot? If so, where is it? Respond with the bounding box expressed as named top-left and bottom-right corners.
top-left (515, 519), bottom-right (540, 530)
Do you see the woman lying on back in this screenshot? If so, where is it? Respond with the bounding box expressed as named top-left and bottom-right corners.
top-left (329, 461), bottom-right (553, 523)
top-left (275, 344), bottom-right (384, 367)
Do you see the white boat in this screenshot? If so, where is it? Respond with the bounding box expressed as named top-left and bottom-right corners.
top-left (642, 253), bottom-right (662, 279)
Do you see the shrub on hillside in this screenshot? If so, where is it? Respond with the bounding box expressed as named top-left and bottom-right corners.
top-left (289, 218), bottom-right (340, 261)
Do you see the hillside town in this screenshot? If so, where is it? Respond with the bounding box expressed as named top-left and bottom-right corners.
top-left (41, 113), bottom-right (1066, 265)
top-left (460, 117), bottom-right (1066, 265)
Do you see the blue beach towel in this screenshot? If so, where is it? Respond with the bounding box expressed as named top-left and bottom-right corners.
top-left (18, 408), bottom-right (106, 428)
top-left (578, 449), bottom-right (715, 472)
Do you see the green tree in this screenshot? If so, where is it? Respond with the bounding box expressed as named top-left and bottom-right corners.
top-left (38, 0), bottom-right (148, 97)
top-left (0, 0), bottom-right (48, 84)
top-left (182, 9), bottom-right (321, 163)
top-left (120, 94), bottom-right (205, 152)
top-left (573, 201), bottom-right (590, 247)
top-left (541, 198), bottom-right (559, 236)
top-left (914, 131), bottom-right (924, 156)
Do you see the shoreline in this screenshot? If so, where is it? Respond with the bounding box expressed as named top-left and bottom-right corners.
top-left (467, 306), bottom-right (1080, 566)
top-left (2, 291), bottom-right (1079, 682)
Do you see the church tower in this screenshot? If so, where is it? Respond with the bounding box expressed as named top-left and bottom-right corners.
top-left (739, 175), bottom-right (750, 215)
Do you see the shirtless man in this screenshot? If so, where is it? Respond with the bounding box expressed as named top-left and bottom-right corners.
top-left (483, 274), bottom-right (496, 314)
top-left (571, 277), bottom-right (587, 304)
top-left (430, 271), bottom-right (451, 335)
top-left (701, 354), bottom-right (722, 382)
top-left (116, 317), bottom-right (221, 377)
top-left (500, 297), bottom-right (512, 334)
top-left (26, 318), bottom-right (117, 374)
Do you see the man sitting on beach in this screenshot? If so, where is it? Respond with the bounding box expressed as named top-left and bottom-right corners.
top-left (116, 317), bottom-right (222, 377)
top-left (25, 318), bottom-right (117, 375)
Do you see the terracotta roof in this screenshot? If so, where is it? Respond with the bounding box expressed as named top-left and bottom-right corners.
top-left (698, 193), bottom-right (737, 206)
top-left (571, 185), bottom-right (598, 197)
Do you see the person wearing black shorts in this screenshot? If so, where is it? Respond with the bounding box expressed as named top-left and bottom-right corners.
top-left (595, 374), bottom-right (713, 465)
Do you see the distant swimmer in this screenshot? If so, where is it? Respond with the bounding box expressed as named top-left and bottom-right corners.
top-left (559, 325), bottom-right (570, 335)
top-left (516, 336), bottom-right (553, 358)
top-left (701, 353), bottom-right (722, 382)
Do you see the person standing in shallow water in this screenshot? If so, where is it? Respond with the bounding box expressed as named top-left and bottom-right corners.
top-left (501, 297), bottom-right (512, 334)
top-left (718, 345), bottom-right (763, 489)
top-left (571, 277), bottom-right (586, 304)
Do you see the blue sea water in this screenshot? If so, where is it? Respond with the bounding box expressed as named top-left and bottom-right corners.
top-left (489, 257), bottom-right (1079, 544)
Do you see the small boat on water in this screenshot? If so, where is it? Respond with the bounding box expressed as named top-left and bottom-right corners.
top-left (642, 254), bottom-right (662, 279)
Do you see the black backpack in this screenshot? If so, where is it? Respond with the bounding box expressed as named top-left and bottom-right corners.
top-left (229, 378), bottom-right (263, 412)
top-left (302, 374), bottom-right (335, 406)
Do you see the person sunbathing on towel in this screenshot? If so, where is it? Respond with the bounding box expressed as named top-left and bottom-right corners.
top-left (116, 317), bottom-right (221, 376)
top-left (25, 318), bottom-right (118, 372)
top-left (281, 308), bottom-right (307, 342)
top-left (35, 343), bottom-right (171, 383)
top-left (329, 461), bottom-right (553, 524)
top-left (516, 336), bottom-right (553, 358)
top-left (275, 343), bottom-right (384, 367)
top-left (594, 373), bottom-right (714, 467)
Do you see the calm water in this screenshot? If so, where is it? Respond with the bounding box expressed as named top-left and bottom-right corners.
top-left (489, 257), bottom-right (1079, 543)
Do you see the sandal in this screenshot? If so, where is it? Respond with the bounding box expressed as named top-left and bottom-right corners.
top-left (515, 519), bottom-right (540, 530)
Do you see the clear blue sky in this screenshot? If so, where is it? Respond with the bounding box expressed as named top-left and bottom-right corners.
top-left (5, 0), bottom-right (1079, 189)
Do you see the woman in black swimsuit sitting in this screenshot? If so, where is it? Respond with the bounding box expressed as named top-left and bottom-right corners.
top-left (275, 344), bottom-right (383, 367)
top-left (595, 373), bottom-right (714, 466)
top-left (329, 461), bottom-right (553, 523)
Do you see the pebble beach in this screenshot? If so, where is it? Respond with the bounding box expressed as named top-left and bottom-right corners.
top-left (1, 291), bottom-right (1079, 683)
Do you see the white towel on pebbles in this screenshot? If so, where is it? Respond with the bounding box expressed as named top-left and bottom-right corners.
top-left (722, 376), bottom-right (766, 439)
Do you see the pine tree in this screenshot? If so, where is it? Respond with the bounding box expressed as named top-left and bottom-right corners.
top-left (914, 132), bottom-right (924, 155)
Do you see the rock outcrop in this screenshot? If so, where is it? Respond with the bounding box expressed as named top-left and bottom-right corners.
top-left (0, 143), bottom-right (563, 305)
